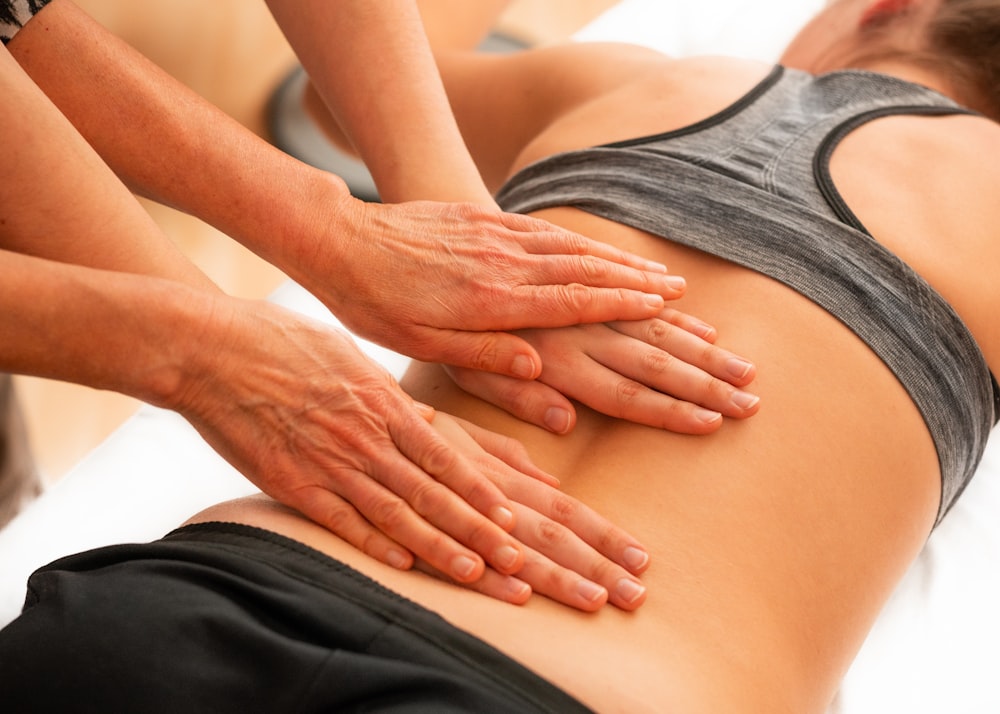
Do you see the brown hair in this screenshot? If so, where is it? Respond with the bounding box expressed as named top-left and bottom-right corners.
top-left (924, 0), bottom-right (1000, 119)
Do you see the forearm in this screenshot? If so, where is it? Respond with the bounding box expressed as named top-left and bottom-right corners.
top-left (265, 0), bottom-right (493, 204)
top-left (6, 0), bottom-right (357, 283)
top-left (0, 249), bottom-right (219, 409)
top-left (1, 35), bottom-right (210, 287)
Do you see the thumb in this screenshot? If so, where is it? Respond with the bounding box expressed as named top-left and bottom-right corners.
top-left (412, 328), bottom-right (542, 380)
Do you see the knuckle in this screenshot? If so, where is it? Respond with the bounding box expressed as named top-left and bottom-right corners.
top-left (565, 232), bottom-right (590, 255)
top-left (407, 479), bottom-right (452, 519)
top-left (313, 496), bottom-right (359, 536)
top-left (613, 378), bottom-right (642, 409)
top-left (702, 371), bottom-right (728, 399)
top-left (555, 283), bottom-right (593, 312)
top-left (535, 518), bottom-right (570, 548)
top-left (642, 319), bottom-right (673, 345)
top-left (638, 346), bottom-right (676, 377)
top-left (503, 436), bottom-right (532, 464)
top-left (464, 516), bottom-right (500, 552)
top-left (461, 475), bottom-right (500, 510)
top-left (470, 339), bottom-right (502, 372)
top-left (585, 556), bottom-right (619, 586)
top-left (366, 495), bottom-right (412, 531)
top-left (699, 341), bottom-right (722, 368)
top-left (420, 438), bottom-right (460, 477)
top-left (577, 255), bottom-right (610, 282)
top-left (547, 492), bottom-right (579, 525)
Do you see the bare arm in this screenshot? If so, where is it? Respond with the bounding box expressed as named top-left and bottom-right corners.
top-left (263, 0), bottom-right (495, 204)
top-left (9, 0), bottom-right (680, 379)
top-left (3, 39), bottom-right (660, 600)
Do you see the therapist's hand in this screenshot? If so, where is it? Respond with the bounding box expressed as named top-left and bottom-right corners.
top-left (418, 412), bottom-right (650, 612)
top-left (301, 196), bottom-right (683, 382)
top-left (444, 308), bottom-right (760, 434)
top-left (170, 297), bottom-right (554, 586)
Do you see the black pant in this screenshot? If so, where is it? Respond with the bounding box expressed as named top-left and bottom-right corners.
top-left (0, 522), bottom-right (594, 713)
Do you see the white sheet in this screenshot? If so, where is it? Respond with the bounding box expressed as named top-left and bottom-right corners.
top-left (2, 2), bottom-right (998, 711)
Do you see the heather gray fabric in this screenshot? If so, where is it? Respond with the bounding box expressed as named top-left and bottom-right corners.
top-left (496, 66), bottom-right (996, 525)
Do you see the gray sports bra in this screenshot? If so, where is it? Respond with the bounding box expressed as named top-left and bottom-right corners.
top-left (496, 66), bottom-right (998, 525)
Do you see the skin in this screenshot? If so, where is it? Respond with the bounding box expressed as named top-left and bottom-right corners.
top-left (0, 40), bottom-right (660, 609)
top-left (185, 0), bottom-right (1000, 711)
top-left (2, 0), bottom-right (757, 598)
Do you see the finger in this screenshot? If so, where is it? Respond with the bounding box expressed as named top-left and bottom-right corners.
top-left (499, 479), bottom-right (651, 579)
top-left (535, 342), bottom-right (727, 434)
top-left (508, 506), bottom-right (648, 612)
top-left (497, 213), bottom-right (669, 275)
top-left (511, 549), bottom-right (610, 612)
top-left (293, 487), bottom-right (416, 571)
top-left (631, 314), bottom-right (755, 386)
top-left (506, 280), bottom-right (679, 328)
top-left (444, 365), bottom-right (578, 436)
top-left (316, 407), bottom-right (526, 581)
top-left (444, 412), bottom-right (562, 487)
top-left (326, 466), bottom-right (494, 582)
top-left (658, 307), bottom-right (718, 343)
top-left (406, 327), bottom-right (543, 380)
top-left (388, 416), bottom-right (532, 575)
top-left (413, 559), bottom-right (533, 606)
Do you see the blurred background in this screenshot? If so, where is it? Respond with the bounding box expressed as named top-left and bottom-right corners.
top-left (12, 0), bottom-right (619, 484)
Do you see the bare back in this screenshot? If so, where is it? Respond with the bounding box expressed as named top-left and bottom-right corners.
top-left (191, 55), bottom-right (1000, 713)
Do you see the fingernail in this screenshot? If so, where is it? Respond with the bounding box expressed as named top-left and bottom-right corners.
top-left (642, 259), bottom-right (668, 273)
top-left (615, 578), bottom-right (646, 606)
top-left (452, 555), bottom-right (479, 581)
top-left (494, 545), bottom-right (521, 571)
top-left (695, 408), bottom-right (722, 424)
top-left (693, 322), bottom-right (717, 341)
top-left (386, 549), bottom-right (411, 570)
top-left (623, 546), bottom-right (649, 572)
top-left (726, 358), bottom-right (754, 380)
top-left (576, 580), bottom-right (607, 604)
top-left (491, 506), bottom-right (514, 529)
top-left (504, 578), bottom-right (532, 604)
top-left (544, 407), bottom-right (572, 434)
top-left (665, 275), bottom-right (686, 291)
top-left (731, 391), bottom-right (760, 411)
top-left (644, 293), bottom-right (665, 309)
top-left (511, 355), bottom-right (537, 379)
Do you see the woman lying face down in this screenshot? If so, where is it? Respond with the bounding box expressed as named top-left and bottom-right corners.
top-left (2, 0), bottom-right (1000, 711)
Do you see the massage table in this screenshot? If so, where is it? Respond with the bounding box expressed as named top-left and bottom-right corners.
top-left (2, 2), bottom-right (998, 711)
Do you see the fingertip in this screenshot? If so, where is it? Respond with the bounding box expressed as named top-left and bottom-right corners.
top-left (493, 544), bottom-right (525, 575)
top-left (693, 323), bottom-right (718, 342)
top-left (451, 554), bottom-right (486, 583)
top-left (386, 548), bottom-right (415, 570)
top-left (490, 505), bottom-right (516, 530)
top-left (575, 580), bottom-right (609, 612)
top-left (504, 579), bottom-right (533, 605)
top-left (643, 293), bottom-right (666, 311)
top-left (612, 578), bottom-right (647, 611)
top-left (725, 358), bottom-right (756, 383)
top-left (664, 275), bottom-right (686, 294)
top-left (694, 409), bottom-right (723, 430)
top-left (622, 545), bottom-right (650, 574)
top-left (510, 353), bottom-right (541, 380)
top-left (730, 391), bottom-right (761, 415)
top-left (543, 407), bottom-right (574, 435)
